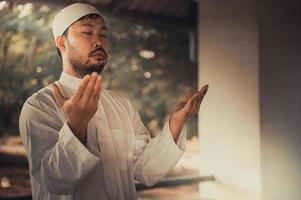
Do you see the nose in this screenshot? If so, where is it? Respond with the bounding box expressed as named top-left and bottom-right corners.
top-left (94, 42), bottom-right (102, 49)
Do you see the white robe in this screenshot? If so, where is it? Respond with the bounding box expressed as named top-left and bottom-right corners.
top-left (19, 72), bottom-right (186, 200)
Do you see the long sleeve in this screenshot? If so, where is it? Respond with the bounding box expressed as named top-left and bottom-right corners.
top-left (130, 102), bottom-right (186, 186)
top-left (19, 92), bottom-right (100, 194)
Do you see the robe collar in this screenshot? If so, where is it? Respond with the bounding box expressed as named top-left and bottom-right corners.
top-left (59, 71), bottom-right (82, 91)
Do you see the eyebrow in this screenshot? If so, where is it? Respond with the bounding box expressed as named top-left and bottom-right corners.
top-left (79, 23), bottom-right (108, 30)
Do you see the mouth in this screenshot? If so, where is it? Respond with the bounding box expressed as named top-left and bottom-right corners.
top-left (91, 54), bottom-right (105, 59)
top-left (90, 49), bottom-right (106, 58)
top-left (91, 52), bottom-right (105, 57)
top-left (91, 55), bottom-right (106, 63)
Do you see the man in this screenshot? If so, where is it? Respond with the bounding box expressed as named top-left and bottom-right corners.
top-left (19, 3), bottom-right (208, 200)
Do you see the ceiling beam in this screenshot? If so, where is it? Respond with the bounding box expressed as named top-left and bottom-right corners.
top-left (109, 0), bottom-right (128, 13)
top-left (10, 0), bottom-right (196, 29)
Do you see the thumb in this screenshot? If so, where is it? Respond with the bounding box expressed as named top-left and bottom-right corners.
top-left (173, 89), bottom-right (193, 112)
top-left (182, 89), bottom-right (193, 102)
top-left (52, 83), bottom-right (66, 107)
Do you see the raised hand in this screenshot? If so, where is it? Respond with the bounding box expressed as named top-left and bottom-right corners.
top-left (52, 72), bottom-right (102, 143)
top-left (169, 85), bottom-right (209, 141)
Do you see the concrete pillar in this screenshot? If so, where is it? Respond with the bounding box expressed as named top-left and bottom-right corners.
top-left (198, 0), bottom-right (261, 199)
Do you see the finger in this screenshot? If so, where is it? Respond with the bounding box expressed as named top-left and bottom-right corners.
top-left (195, 98), bottom-right (203, 114)
top-left (172, 103), bottom-right (184, 113)
top-left (183, 89), bottom-right (193, 102)
top-left (192, 95), bottom-right (201, 113)
top-left (198, 85), bottom-right (209, 97)
top-left (81, 72), bottom-right (98, 104)
top-left (196, 85), bottom-right (209, 111)
top-left (73, 74), bottom-right (91, 101)
top-left (90, 75), bottom-right (102, 106)
top-left (196, 85), bottom-right (209, 104)
top-left (97, 75), bottom-right (103, 98)
top-left (52, 83), bottom-right (66, 107)
top-left (174, 89), bottom-right (194, 111)
top-left (88, 76), bottom-right (102, 115)
top-left (179, 93), bottom-right (200, 116)
top-left (187, 92), bottom-right (201, 106)
top-left (196, 99), bottom-right (202, 113)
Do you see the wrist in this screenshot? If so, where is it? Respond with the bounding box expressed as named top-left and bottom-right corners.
top-left (170, 114), bottom-right (185, 127)
top-left (169, 115), bottom-right (185, 141)
top-left (67, 121), bottom-right (88, 143)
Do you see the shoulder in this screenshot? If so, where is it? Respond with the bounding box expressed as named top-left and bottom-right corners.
top-left (21, 84), bottom-right (58, 119)
top-left (102, 88), bottom-right (135, 112)
top-left (102, 88), bottom-right (128, 101)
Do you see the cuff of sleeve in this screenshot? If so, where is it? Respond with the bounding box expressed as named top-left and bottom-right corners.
top-left (58, 122), bottom-right (100, 166)
top-left (142, 122), bottom-right (185, 186)
top-left (162, 122), bottom-right (186, 152)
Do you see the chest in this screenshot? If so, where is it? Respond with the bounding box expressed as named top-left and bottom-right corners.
top-left (89, 98), bottom-right (136, 168)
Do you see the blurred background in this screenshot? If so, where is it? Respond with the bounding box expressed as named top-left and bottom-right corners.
top-left (0, 0), bottom-right (201, 199)
top-left (1, 0), bottom-right (301, 200)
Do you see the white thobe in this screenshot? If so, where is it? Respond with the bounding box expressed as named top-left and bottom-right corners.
top-left (19, 72), bottom-right (186, 200)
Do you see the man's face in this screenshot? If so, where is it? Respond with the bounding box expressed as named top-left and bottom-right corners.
top-left (64, 15), bottom-right (109, 77)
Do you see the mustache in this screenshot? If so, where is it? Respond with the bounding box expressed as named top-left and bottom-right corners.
top-left (90, 48), bottom-right (107, 57)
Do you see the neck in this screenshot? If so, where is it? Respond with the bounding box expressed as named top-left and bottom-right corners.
top-left (62, 58), bottom-right (83, 79)
top-left (63, 67), bottom-right (83, 79)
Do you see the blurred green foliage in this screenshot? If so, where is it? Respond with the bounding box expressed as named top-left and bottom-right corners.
top-left (0, 1), bottom-right (197, 138)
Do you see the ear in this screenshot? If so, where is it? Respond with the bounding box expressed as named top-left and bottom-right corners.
top-left (56, 36), bottom-right (66, 54)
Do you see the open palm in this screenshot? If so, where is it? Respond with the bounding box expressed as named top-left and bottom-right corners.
top-left (169, 85), bottom-right (208, 140)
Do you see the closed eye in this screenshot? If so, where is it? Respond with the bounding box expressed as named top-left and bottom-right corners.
top-left (99, 34), bottom-right (108, 38)
top-left (82, 32), bottom-right (92, 35)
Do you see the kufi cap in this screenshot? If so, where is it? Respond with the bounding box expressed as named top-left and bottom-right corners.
top-left (52, 3), bottom-right (102, 40)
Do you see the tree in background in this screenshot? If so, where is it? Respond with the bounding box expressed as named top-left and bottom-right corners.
top-left (0, 1), bottom-right (197, 138)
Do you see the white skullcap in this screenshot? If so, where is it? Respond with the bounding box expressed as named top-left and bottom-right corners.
top-left (52, 3), bottom-right (102, 40)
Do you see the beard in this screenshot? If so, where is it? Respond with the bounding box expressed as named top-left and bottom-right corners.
top-left (66, 42), bottom-right (107, 77)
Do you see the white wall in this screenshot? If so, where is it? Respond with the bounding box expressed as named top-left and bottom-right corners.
top-left (259, 1), bottom-right (301, 199)
top-left (198, 0), bottom-right (261, 199)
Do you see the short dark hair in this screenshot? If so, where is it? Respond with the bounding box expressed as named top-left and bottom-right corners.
top-left (56, 13), bottom-right (103, 59)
